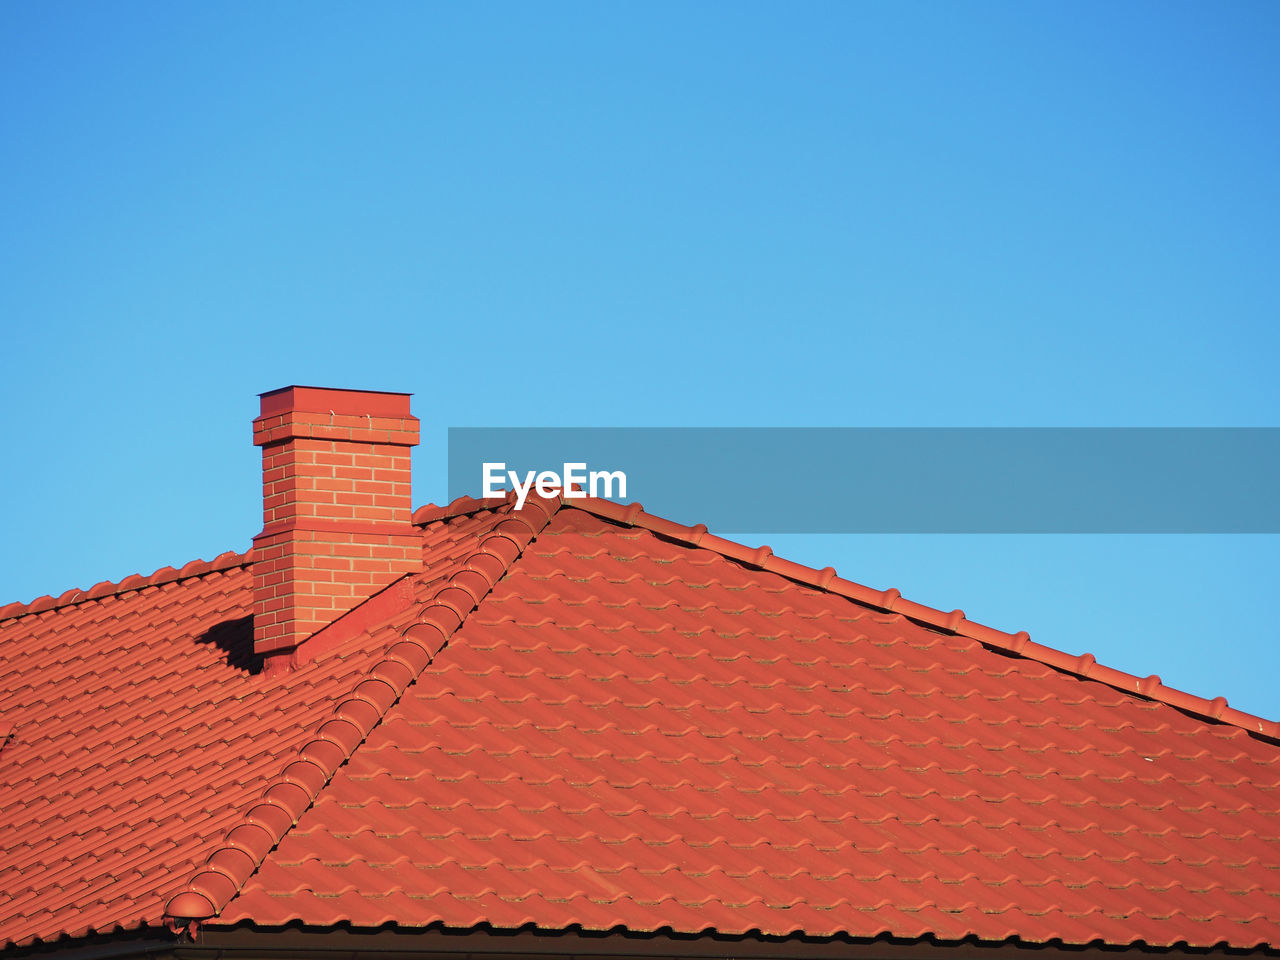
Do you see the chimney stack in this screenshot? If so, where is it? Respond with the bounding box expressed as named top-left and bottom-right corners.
top-left (252, 386), bottom-right (421, 671)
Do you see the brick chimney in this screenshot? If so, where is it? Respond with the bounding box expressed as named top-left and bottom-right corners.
top-left (252, 386), bottom-right (421, 672)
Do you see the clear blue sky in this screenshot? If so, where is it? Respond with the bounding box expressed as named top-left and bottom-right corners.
top-left (2, 2), bottom-right (1277, 719)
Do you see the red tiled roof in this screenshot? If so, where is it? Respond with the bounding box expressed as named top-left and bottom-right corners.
top-left (0, 505), bottom-right (520, 949)
top-left (3, 495), bottom-right (1278, 950)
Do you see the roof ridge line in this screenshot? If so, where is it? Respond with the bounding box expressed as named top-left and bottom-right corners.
top-left (0, 494), bottom-right (512, 624)
top-left (412, 494), bottom-right (512, 525)
top-left (161, 493), bottom-right (565, 927)
top-left (564, 497), bottom-right (1280, 742)
top-left (0, 490), bottom-right (514, 624)
top-left (0, 550), bottom-right (253, 623)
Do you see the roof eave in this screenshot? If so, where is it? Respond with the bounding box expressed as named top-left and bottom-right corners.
top-left (188, 924), bottom-right (1280, 960)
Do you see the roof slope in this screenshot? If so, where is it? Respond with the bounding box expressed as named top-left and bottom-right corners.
top-left (0, 505), bottom-right (521, 949)
top-left (3, 496), bottom-right (1278, 951)
top-left (221, 504), bottom-right (1280, 948)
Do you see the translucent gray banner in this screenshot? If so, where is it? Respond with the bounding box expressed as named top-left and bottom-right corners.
top-left (447, 428), bottom-right (1280, 533)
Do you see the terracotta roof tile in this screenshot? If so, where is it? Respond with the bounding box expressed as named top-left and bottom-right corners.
top-left (3, 495), bottom-right (1278, 949)
top-left (0, 504), bottom-right (529, 948)
top-left (216, 501), bottom-right (1280, 948)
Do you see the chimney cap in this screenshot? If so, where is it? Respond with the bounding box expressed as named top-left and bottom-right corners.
top-left (258, 385), bottom-right (414, 419)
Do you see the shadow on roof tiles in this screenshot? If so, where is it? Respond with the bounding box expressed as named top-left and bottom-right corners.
top-left (195, 616), bottom-right (261, 674)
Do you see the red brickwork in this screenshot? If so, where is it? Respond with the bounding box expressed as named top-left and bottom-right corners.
top-left (252, 386), bottom-right (420, 665)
